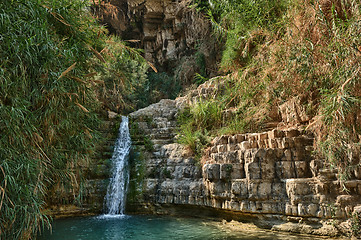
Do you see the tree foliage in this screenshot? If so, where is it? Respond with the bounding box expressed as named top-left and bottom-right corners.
top-left (0, 0), bottom-right (148, 238)
top-left (186, 0), bottom-right (361, 186)
top-left (193, 0), bottom-right (288, 69)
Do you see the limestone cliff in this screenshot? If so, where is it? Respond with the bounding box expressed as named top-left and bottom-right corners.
top-left (92, 0), bottom-right (220, 82)
top-left (128, 79), bottom-right (361, 237)
top-left (45, 0), bottom-right (219, 216)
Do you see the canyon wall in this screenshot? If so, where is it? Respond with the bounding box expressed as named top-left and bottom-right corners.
top-left (45, 116), bottom-right (118, 217)
top-left (127, 79), bottom-right (361, 237)
top-left (46, 0), bottom-right (218, 217)
top-left (93, 0), bottom-right (220, 82)
top-left (46, 2), bottom-right (361, 237)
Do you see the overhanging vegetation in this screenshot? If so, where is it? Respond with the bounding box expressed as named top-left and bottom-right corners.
top-left (179, 0), bottom-right (361, 184)
top-left (0, 0), bottom-right (148, 238)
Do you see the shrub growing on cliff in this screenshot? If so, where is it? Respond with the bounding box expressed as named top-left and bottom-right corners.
top-left (289, 0), bottom-right (361, 182)
top-left (203, 0), bottom-right (288, 70)
top-left (95, 38), bottom-right (149, 113)
top-left (0, 0), bottom-right (148, 239)
top-left (186, 0), bottom-right (361, 185)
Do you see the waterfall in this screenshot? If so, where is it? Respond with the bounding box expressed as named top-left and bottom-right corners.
top-left (103, 116), bottom-right (131, 216)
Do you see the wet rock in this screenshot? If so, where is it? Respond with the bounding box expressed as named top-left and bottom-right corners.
top-left (127, 87), bottom-right (360, 238)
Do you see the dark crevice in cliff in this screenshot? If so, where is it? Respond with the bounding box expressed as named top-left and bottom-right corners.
top-left (91, 0), bottom-right (222, 104)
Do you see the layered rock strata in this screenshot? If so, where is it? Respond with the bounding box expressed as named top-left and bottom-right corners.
top-left (46, 116), bottom-right (118, 217)
top-left (128, 82), bottom-right (361, 237)
top-left (93, 0), bottom-right (220, 80)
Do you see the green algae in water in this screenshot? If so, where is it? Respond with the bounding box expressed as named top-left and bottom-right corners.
top-left (38, 215), bottom-right (327, 240)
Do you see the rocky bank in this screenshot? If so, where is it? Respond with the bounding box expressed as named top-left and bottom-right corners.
top-left (127, 79), bottom-right (361, 237)
top-left (45, 1), bottom-right (361, 237)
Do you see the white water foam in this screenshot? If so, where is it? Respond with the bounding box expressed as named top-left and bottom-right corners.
top-left (96, 214), bottom-right (129, 220)
top-left (103, 116), bottom-right (131, 216)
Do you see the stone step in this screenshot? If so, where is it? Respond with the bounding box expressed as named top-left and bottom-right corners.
top-left (150, 133), bottom-right (175, 140)
top-left (212, 129), bottom-right (312, 146)
top-left (210, 137), bottom-right (314, 153)
top-left (153, 140), bottom-right (174, 147)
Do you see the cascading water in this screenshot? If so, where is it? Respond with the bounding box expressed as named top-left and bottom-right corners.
top-left (103, 116), bottom-right (131, 216)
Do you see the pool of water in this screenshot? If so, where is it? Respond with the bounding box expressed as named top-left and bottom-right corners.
top-left (38, 215), bottom-right (327, 240)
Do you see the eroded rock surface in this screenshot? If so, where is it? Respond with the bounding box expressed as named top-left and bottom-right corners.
top-left (92, 0), bottom-right (220, 81)
top-left (128, 80), bottom-right (361, 237)
top-left (46, 119), bottom-right (118, 216)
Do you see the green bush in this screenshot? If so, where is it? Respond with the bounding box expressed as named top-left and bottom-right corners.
top-left (176, 76), bottom-right (266, 156)
top-left (204, 0), bottom-right (289, 69)
top-left (147, 72), bottom-right (182, 102)
top-left (190, 0), bottom-right (361, 183)
top-left (96, 39), bottom-right (149, 113)
top-left (351, 212), bottom-right (361, 237)
top-left (0, 0), bottom-right (148, 238)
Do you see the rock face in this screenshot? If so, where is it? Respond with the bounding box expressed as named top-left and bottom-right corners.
top-left (128, 99), bottom-right (204, 211)
top-left (93, 0), bottom-right (220, 81)
top-left (128, 81), bottom-right (361, 237)
top-left (46, 119), bottom-right (118, 217)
